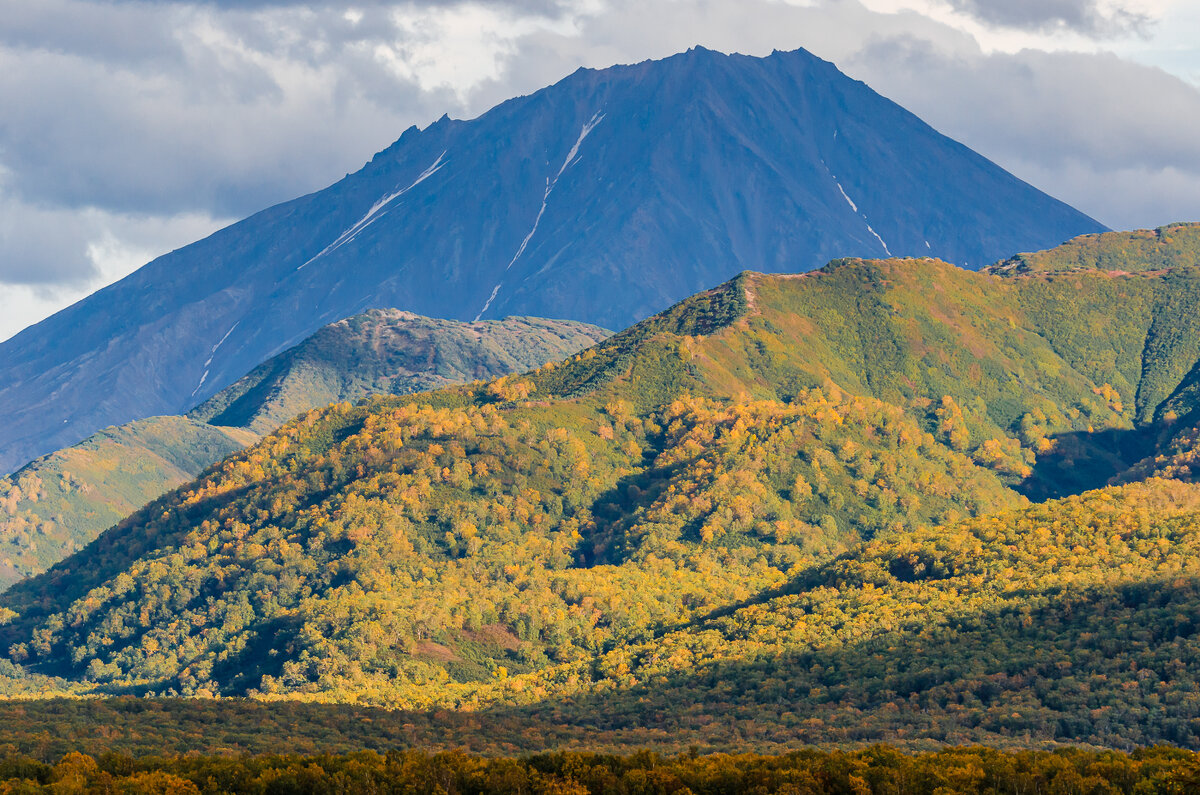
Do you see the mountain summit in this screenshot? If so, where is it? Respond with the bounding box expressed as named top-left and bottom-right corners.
top-left (0, 46), bottom-right (1105, 474)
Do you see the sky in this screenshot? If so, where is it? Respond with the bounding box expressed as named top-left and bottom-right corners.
top-left (2, 0), bottom-right (1199, 342)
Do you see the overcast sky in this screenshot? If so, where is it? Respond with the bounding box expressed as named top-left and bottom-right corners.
top-left (2, 0), bottom-right (1199, 341)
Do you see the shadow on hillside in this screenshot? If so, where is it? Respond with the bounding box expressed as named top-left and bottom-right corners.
top-left (578, 467), bottom-right (673, 567)
top-left (1017, 423), bottom-right (1169, 501)
top-left (467, 574), bottom-right (1200, 752)
top-left (6, 576), bottom-right (1200, 756)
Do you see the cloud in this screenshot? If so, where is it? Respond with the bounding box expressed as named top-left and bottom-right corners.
top-left (116, 0), bottom-right (579, 14)
top-left (0, 3), bottom-right (440, 219)
top-left (843, 35), bottom-right (1200, 227)
top-left (0, 199), bottom-right (226, 341)
top-left (0, 196), bottom-right (103, 287)
top-left (944, 0), bottom-right (1150, 36)
top-left (0, 192), bottom-right (225, 288)
top-left (0, 0), bottom-right (187, 66)
top-left (1003, 160), bottom-right (1200, 232)
top-left (0, 0), bottom-right (594, 219)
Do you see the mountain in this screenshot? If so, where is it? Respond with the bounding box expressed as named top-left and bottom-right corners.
top-left (0, 312), bottom-right (606, 589)
top-left (0, 45), bottom-right (1106, 476)
top-left (8, 236), bottom-right (1200, 752)
top-left (188, 311), bottom-right (608, 434)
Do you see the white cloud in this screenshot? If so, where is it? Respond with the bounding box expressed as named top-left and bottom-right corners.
top-left (373, 2), bottom-right (599, 101)
top-left (839, 38), bottom-right (1200, 228)
top-left (857, 0), bottom-right (1150, 49)
top-left (0, 204), bottom-right (228, 342)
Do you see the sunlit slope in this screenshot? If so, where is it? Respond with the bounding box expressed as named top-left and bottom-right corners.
top-left (3, 481), bottom-right (1200, 751)
top-left (0, 312), bottom-right (607, 591)
top-left (498, 479), bottom-right (1200, 750)
top-left (0, 417), bottom-right (256, 588)
top-left (0, 390), bottom-right (1019, 700)
top-left (536, 257), bottom-right (1200, 496)
top-left (991, 222), bottom-right (1200, 276)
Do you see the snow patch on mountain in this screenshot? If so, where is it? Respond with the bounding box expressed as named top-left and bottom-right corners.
top-left (475, 112), bottom-right (604, 319)
top-left (205, 321), bottom-right (239, 370)
top-left (299, 152), bottom-right (447, 271)
top-left (192, 321), bottom-right (241, 397)
top-left (192, 369), bottom-right (210, 396)
top-left (507, 112), bottom-right (605, 274)
top-left (506, 177), bottom-right (553, 274)
top-left (475, 283), bottom-right (503, 321)
top-left (836, 182), bottom-right (858, 213)
top-left (866, 224), bottom-right (892, 256)
top-left (557, 112), bottom-right (604, 181)
top-left (834, 179), bottom-right (891, 256)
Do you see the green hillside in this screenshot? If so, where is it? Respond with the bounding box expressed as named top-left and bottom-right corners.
top-left (990, 222), bottom-right (1200, 275)
top-left (8, 229), bottom-right (1200, 751)
top-left (0, 313), bottom-right (607, 591)
top-left (0, 418), bottom-right (257, 588)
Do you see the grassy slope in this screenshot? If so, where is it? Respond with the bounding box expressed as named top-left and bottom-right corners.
top-left (990, 222), bottom-right (1200, 275)
top-left (0, 418), bottom-right (257, 588)
top-left (0, 313), bottom-right (607, 591)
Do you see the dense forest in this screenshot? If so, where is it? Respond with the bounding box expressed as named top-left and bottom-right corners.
top-left (0, 746), bottom-right (1198, 793)
top-left (3, 226), bottom-right (1200, 753)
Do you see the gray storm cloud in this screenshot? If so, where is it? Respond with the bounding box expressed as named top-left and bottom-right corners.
top-left (0, 198), bottom-right (100, 285)
top-left (0, 1), bottom-right (445, 220)
top-left (844, 36), bottom-right (1200, 228)
top-left (945, 0), bottom-right (1150, 35)
top-left (117, 0), bottom-right (575, 12)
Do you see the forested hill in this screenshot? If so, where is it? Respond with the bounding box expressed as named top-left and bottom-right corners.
top-left (0, 45), bottom-right (1105, 477)
top-left (8, 241), bottom-right (1200, 756)
top-left (0, 418), bottom-right (256, 589)
top-left (0, 312), bottom-right (605, 590)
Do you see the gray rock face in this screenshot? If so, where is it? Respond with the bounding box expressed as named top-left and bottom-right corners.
top-left (0, 46), bottom-right (1105, 474)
